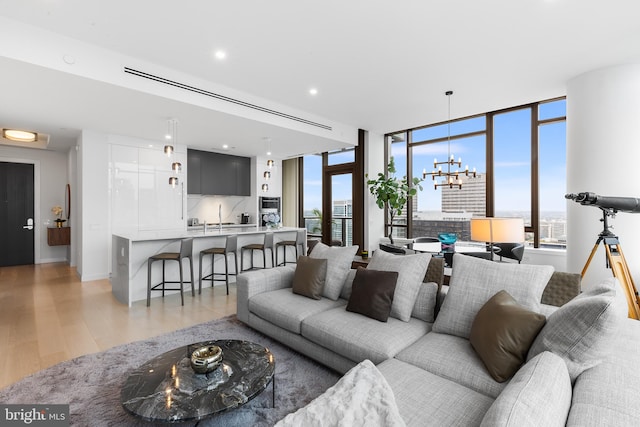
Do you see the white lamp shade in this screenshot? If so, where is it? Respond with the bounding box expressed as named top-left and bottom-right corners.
top-left (470, 217), bottom-right (524, 243)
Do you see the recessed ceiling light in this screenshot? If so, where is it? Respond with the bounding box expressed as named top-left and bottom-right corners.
top-left (309, 88), bottom-right (318, 96)
top-left (222, 144), bottom-right (229, 149)
top-left (3, 129), bottom-right (37, 142)
top-left (214, 50), bottom-right (227, 60)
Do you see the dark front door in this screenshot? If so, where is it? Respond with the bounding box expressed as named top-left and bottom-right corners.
top-left (0, 161), bottom-right (35, 266)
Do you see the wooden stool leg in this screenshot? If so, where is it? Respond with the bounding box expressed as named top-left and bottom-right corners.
top-left (189, 256), bottom-right (195, 297)
top-left (211, 254), bottom-right (215, 288)
top-left (178, 259), bottom-right (184, 306)
top-left (161, 260), bottom-right (166, 297)
top-left (224, 252), bottom-right (229, 295)
top-left (199, 252), bottom-right (204, 294)
top-left (147, 259), bottom-right (152, 307)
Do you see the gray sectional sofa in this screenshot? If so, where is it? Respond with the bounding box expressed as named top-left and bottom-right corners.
top-left (237, 245), bottom-right (640, 426)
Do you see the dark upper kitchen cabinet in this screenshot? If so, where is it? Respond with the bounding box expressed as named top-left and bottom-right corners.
top-left (187, 151), bottom-right (201, 194)
top-left (235, 156), bottom-right (251, 196)
top-left (188, 149), bottom-right (251, 196)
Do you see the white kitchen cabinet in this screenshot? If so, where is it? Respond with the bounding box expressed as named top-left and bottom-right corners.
top-left (110, 144), bottom-right (185, 233)
top-left (138, 148), bottom-right (185, 231)
top-left (110, 144), bottom-right (139, 235)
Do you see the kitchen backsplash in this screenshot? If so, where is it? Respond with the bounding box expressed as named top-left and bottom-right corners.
top-left (187, 195), bottom-right (256, 224)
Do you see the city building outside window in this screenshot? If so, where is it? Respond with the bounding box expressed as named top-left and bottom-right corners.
top-left (386, 97), bottom-right (566, 248)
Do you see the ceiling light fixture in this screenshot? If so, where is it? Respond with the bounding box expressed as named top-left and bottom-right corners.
top-left (164, 119), bottom-right (176, 157)
top-left (215, 50), bottom-right (226, 60)
top-left (3, 129), bottom-right (37, 142)
top-left (262, 183), bottom-right (269, 192)
top-left (165, 118), bottom-right (181, 187)
top-left (422, 91), bottom-right (478, 189)
top-left (309, 88), bottom-right (318, 96)
top-left (263, 137), bottom-right (275, 167)
top-left (263, 171), bottom-right (271, 179)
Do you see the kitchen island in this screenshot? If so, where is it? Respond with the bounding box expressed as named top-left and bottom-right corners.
top-left (112, 226), bottom-right (304, 306)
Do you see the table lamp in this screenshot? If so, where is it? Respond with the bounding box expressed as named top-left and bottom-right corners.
top-left (470, 217), bottom-right (525, 261)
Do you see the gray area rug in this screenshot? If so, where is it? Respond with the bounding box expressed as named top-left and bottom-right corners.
top-left (0, 316), bottom-right (340, 426)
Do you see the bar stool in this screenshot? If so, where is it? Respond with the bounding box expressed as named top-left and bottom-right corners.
top-left (147, 238), bottom-right (194, 307)
top-left (199, 235), bottom-right (238, 295)
top-left (276, 229), bottom-right (306, 266)
top-left (241, 232), bottom-right (275, 271)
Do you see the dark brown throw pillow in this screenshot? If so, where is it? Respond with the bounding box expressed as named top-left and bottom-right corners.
top-left (470, 290), bottom-right (546, 382)
top-left (292, 256), bottom-right (327, 300)
top-left (346, 267), bottom-right (399, 322)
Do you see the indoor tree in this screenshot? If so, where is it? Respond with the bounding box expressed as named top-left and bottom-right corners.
top-left (366, 157), bottom-right (423, 245)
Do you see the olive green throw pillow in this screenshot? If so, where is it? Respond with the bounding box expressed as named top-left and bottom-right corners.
top-left (292, 256), bottom-right (328, 300)
top-left (470, 290), bottom-right (546, 382)
top-left (346, 267), bottom-right (399, 322)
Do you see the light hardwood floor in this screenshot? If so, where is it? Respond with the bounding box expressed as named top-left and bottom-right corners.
top-left (0, 262), bottom-right (237, 389)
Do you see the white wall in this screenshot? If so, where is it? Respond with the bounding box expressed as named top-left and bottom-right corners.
top-left (364, 131), bottom-right (386, 254)
top-left (0, 146), bottom-right (69, 263)
top-left (566, 63), bottom-right (640, 289)
top-left (77, 130), bottom-right (110, 281)
top-left (67, 143), bottom-right (78, 267)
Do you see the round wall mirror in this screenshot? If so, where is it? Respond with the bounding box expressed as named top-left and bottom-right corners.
top-left (65, 184), bottom-right (71, 220)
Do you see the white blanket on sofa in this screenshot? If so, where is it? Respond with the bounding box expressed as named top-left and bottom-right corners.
top-left (275, 359), bottom-right (406, 427)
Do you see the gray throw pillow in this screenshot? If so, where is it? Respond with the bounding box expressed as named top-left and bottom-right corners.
top-left (367, 250), bottom-right (431, 322)
top-left (346, 267), bottom-right (398, 322)
top-left (527, 277), bottom-right (625, 383)
top-left (480, 352), bottom-right (572, 427)
top-left (410, 282), bottom-right (439, 323)
top-left (470, 290), bottom-right (546, 382)
top-left (433, 254), bottom-right (554, 339)
top-left (292, 256), bottom-right (327, 300)
top-left (309, 243), bottom-right (359, 300)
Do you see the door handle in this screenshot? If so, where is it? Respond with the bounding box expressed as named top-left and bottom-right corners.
top-left (23, 218), bottom-right (34, 230)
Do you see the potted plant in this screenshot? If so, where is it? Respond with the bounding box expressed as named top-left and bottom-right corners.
top-left (366, 157), bottom-right (423, 245)
top-left (51, 205), bottom-right (66, 228)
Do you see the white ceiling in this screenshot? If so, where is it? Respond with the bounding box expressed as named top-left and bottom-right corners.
top-left (0, 0), bottom-right (639, 156)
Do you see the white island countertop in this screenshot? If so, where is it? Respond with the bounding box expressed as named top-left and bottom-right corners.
top-left (111, 227), bottom-right (305, 306)
top-left (114, 225), bottom-right (299, 243)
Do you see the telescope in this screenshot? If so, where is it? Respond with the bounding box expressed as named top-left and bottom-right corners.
top-left (568, 191), bottom-right (640, 319)
top-left (565, 192), bottom-right (640, 214)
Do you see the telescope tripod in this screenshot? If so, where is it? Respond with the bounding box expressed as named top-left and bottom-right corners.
top-left (581, 208), bottom-right (640, 319)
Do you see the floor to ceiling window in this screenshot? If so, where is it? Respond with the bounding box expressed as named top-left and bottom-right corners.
top-left (493, 108), bottom-right (532, 225)
top-left (537, 99), bottom-right (567, 248)
top-left (300, 142), bottom-right (364, 250)
top-left (302, 154), bottom-right (323, 236)
top-left (409, 116), bottom-right (487, 241)
top-left (386, 97), bottom-right (566, 248)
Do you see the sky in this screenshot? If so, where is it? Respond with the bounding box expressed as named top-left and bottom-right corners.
top-left (303, 99), bottom-right (566, 215)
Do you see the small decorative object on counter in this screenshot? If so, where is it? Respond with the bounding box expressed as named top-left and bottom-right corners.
top-left (51, 205), bottom-right (66, 228)
top-left (361, 250), bottom-right (369, 259)
top-left (190, 345), bottom-right (223, 374)
top-left (438, 233), bottom-right (457, 252)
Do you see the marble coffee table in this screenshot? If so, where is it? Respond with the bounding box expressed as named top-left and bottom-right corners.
top-left (121, 339), bottom-right (275, 423)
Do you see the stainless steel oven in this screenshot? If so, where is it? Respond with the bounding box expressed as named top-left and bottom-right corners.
top-left (259, 197), bottom-right (281, 226)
